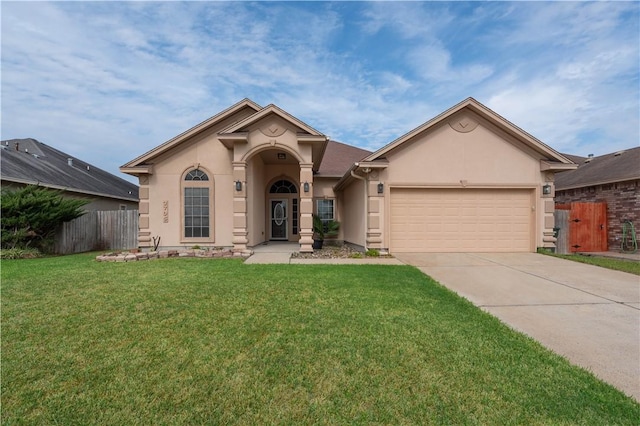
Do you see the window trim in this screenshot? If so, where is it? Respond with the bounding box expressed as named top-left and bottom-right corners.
top-left (181, 167), bottom-right (214, 243)
top-left (315, 198), bottom-right (335, 223)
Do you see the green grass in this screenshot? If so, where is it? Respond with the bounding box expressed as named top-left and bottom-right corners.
top-left (543, 252), bottom-right (640, 275)
top-left (2, 254), bottom-right (638, 424)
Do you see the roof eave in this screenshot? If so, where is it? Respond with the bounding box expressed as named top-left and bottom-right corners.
top-left (362, 97), bottom-right (573, 165)
top-left (333, 160), bottom-right (390, 192)
top-left (1, 177), bottom-right (139, 202)
top-left (540, 161), bottom-right (578, 172)
top-left (120, 165), bottom-right (153, 176)
top-left (556, 176), bottom-right (640, 191)
top-left (122, 98), bottom-right (261, 168)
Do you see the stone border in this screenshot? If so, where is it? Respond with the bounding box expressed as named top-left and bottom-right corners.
top-left (96, 248), bottom-right (245, 262)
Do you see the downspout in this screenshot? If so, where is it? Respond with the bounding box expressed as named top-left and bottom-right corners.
top-left (351, 164), bottom-right (368, 250)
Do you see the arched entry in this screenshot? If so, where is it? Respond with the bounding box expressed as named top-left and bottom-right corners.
top-left (268, 179), bottom-right (298, 241)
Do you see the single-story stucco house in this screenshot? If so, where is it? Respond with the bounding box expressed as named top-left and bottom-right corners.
top-left (120, 97), bottom-right (576, 254)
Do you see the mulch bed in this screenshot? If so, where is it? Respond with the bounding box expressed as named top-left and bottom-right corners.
top-left (292, 244), bottom-right (393, 259)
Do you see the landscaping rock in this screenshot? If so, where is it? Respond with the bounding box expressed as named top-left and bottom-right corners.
top-left (95, 248), bottom-right (236, 262)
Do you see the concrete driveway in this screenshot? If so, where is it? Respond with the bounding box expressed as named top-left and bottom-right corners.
top-left (395, 252), bottom-right (640, 402)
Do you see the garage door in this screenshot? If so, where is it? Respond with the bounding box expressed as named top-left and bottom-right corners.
top-left (390, 188), bottom-right (533, 253)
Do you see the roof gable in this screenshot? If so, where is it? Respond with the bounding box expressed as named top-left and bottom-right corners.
top-left (555, 147), bottom-right (640, 190)
top-left (1, 138), bottom-right (138, 201)
top-left (121, 98), bottom-right (262, 170)
top-left (219, 104), bottom-right (324, 136)
top-left (363, 98), bottom-right (573, 165)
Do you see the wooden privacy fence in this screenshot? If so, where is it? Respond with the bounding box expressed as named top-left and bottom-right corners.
top-left (554, 203), bottom-right (607, 254)
top-left (54, 210), bottom-right (138, 254)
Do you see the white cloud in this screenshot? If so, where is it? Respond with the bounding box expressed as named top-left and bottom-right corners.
top-left (1, 1), bottom-right (638, 182)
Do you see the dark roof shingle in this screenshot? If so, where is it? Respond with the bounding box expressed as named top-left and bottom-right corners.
top-left (555, 147), bottom-right (640, 190)
top-left (317, 140), bottom-right (371, 176)
top-left (1, 138), bottom-right (138, 201)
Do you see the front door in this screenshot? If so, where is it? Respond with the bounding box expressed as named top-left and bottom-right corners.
top-left (270, 199), bottom-right (287, 240)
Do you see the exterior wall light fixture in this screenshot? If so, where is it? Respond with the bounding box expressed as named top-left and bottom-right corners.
top-left (542, 184), bottom-right (551, 195)
top-left (235, 180), bottom-right (242, 191)
top-left (377, 182), bottom-right (384, 194)
top-left (303, 182), bottom-right (310, 193)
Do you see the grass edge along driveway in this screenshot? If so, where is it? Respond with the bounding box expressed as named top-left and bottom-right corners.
top-left (2, 254), bottom-right (639, 424)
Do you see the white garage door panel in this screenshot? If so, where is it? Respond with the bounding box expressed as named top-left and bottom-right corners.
top-left (390, 188), bottom-right (533, 252)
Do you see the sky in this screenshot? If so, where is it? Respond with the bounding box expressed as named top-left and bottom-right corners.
top-left (2, 1), bottom-right (639, 184)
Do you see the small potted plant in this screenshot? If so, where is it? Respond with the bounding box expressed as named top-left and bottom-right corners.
top-left (312, 214), bottom-right (340, 250)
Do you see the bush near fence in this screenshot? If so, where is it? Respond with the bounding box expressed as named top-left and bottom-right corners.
top-left (54, 210), bottom-right (138, 254)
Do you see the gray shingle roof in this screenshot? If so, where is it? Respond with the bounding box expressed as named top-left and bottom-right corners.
top-left (555, 147), bottom-right (640, 190)
top-left (1, 138), bottom-right (138, 201)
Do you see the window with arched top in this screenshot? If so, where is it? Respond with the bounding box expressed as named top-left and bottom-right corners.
top-left (185, 169), bottom-right (209, 181)
top-left (269, 179), bottom-right (297, 193)
top-left (182, 168), bottom-right (213, 240)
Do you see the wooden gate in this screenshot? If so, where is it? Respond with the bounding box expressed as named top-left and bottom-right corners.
top-left (556, 203), bottom-right (607, 253)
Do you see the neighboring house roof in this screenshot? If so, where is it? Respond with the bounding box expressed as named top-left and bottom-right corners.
top-left (1, 138), bottom-right (139, 201)
top-left (316, 140), bottom-right (371, 177)
top-left (554, 146), bottom-right (640, 190)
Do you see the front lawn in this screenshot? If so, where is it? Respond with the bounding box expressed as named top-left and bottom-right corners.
top-left (2, 254), bottom-right (638, 424)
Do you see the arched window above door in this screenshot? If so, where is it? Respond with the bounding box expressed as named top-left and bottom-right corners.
top-left (269, 179), bottom-right (297, 193)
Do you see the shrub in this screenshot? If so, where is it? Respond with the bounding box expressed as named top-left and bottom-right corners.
top-left (1, 185), bottom-right (88, 252)
top-left (365, 249), bottom-right (380, 257)
top-left (0, 248), bottom-right (42, 259)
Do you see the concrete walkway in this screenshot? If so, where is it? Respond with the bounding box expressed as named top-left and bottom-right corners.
top-left (243, 242), bottom-right (298, 264)
top-left (395, 252), bottom-right (640, 402)
top-left (244, 242), bottom-right (404, 265)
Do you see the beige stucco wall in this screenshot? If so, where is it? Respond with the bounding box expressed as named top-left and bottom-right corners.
top-left (372, 110), bottom-right (551, 250)
top-left (341, 178), bottom-right (365, 248)
top-left (141, 117), bottom-right (246, 249)
top-left (145, 142), bottom-right (235, 248)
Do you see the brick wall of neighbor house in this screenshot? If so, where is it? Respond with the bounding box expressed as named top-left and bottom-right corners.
top-left (555, 179), bottom-right (640, 249)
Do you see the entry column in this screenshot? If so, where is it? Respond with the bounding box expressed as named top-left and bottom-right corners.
top-left (232, 161), bottom-right (249, 255)
top-left (299, 163), bottom-right (314, 252)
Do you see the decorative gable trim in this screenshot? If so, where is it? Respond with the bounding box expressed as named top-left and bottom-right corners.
top-left (218, 104), bottom-right (324, 136)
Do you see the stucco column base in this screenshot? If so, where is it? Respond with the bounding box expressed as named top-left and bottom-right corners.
top-left (299, 232), bottom-right (314, 253)
top-left (542, 231), bottom-right (557, 249)
top-left (233, 232), bottom-right (248, 254)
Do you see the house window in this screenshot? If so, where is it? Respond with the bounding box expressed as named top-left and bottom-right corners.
top-left (182, 168), bottom-right (213, 240)
top-left (185, 169), bottom-right (209, 181)
top-left (316, 199), bottom-right (335, 224)
top-left (269, 179), bottom-right (297, 193)
top-left (119, 205), bottom-right (127, 210)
